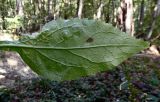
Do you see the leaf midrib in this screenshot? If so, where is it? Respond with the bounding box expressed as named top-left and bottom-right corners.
top-left (0, 44), bottom-right (144, 50)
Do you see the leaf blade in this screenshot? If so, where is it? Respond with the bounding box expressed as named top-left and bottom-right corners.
top-left (0, 19), bottom-right (149, 81)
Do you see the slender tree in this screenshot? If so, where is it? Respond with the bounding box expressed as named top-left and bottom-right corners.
top-left (0, 0), bottom-right (8, 30)
top-left (96, 0), bottom-right (105, 19)
top-left (47, 0), bottom-right (52, 15)
top-left (116, 0), bottom-right (126, 32)
top-left (54, 0), bottom-right (60, 19)
top-left (104, 0), bottom-right (111, 23)
top-left (147, 0), bottom-right (160, 40)
top-left (16, 0), bottom-right (24, 16)
top-left (77, 0), bottom-right (83, 18)
top-left (116, 0), bottom-right (134, 36)
top-left (138, 0), bottom-right (144, 29)
top-left (125, 0), bottom-right (134, 36)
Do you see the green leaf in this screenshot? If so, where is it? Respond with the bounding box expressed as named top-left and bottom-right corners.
top-left (0, 18), bottom-right (149, 81)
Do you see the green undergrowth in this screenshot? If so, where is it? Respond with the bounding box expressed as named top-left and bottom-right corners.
top-left (0, 56), bottom-right (160, 102)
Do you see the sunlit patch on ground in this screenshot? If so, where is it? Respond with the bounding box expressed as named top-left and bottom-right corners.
top-left (0, 52), bottom-right (37, 88)
top-left (0, 67), bottom-right (7, 74)
top-left (0, 75), bottom-right (5, 79)
top-left (0, 33), bottom-right (14, 41)
top-left (7, 58), bottom-right (18, 67)
top-left (0, 33), bottom-right (37, 89)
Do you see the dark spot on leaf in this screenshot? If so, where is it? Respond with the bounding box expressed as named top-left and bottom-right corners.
top-left (86, 37), bottom-right (94, 43)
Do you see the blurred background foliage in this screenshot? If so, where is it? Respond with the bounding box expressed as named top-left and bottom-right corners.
top-left (0, 0), bottom-right (159, 43)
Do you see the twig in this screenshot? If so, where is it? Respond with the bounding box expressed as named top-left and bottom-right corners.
top-left (151, 33), bottom-right (160, 42)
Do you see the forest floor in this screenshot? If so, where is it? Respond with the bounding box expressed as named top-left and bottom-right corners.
top-left (0, 33), bottom-right (38, 89)
top-left (0, 51), bottom-right (37, 88)
top-left (0, 33), bottom-right (160, 101)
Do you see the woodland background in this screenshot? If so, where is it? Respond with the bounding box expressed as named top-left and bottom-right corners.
top-left (0, 0), bottom-right (160, 101)
top-left (0, 0), bottom-right (160, 42)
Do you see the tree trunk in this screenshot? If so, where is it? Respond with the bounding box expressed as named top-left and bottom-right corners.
top-left (147, 0), bottom-right (160, 40)
top-left (2, 16), bottom-right (6, 30)
top-left (54, 0), bottom-right (60, 19)
top-left (47, 0), bottom-right (51, 15)
top-left (96, 0), bottom-right (105, 19)
top-left (16, 0), bottom-right (24, 16)
top-left (137, 0), bottom-right (144, 29)
top-left (116, 0), bottom-right (134, 36)
top-left (1, 0), bottom-right (6, 30)
top-left (34, 0), bottom-right (39, 15)
top-left (104, 0), bottom-right (111, 23)
top-left (111, 0), bottom-right (116, 25)
top-left (77, 0), bottom-right (83, 18)
top-left (125, 0), bottom-right (134, 36)
top-left (70, 0), bottom-right (72, 16)
top-left (33, 0), bottom-right (36, 15)
top-left (116, 0), bottom-right (126, 32)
